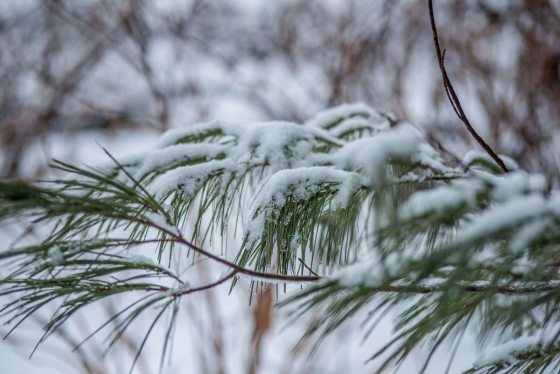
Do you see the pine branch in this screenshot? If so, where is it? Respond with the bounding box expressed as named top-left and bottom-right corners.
top-left (2, 100), bottom-right (553, 372)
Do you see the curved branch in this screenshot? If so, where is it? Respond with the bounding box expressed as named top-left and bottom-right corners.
top-left (176, 271), bottom-right (238, 297)
top-left (428, 0), bottom-right (509, 173)
top-left (143, 218), bottom-right (321, 283)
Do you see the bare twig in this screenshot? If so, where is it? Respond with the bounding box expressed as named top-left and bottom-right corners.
top-left (176, 271), bottom-right (238, 296)
top-left (298, 258), bottom-right (320, 277)
top-left (428, 0), bottom-right (509, 173)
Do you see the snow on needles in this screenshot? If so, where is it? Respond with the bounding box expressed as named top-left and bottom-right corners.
top-left (47, 247), bottom-right (64, 266)
top-left (328, 125), bottom-right (423, 185)
top-left (131, 102), bottom-right (459, 252)
top-left (245, 167), bottom-right (363, 243)
top-left (139, 103), bottom-right (440, 203)
top-left (399, 178), bottom-right (484, 220)
top-left (136, 143), bottom-right (228, 178)
top-left (226, 121), bottom-right (314, 169)
top-left (399, 170), bottom-right (548, 221)
top-left (455, 192), bottom-right (560, 248)
top-left (475, 335), bottom-right (546, 368)
top-left (304, 101), bottom-right (383, 129)
top-left (148, 159), bottom-right (236, 199)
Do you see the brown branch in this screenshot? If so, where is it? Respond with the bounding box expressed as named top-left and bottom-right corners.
top-left (428, 0), bottom-right (509, 173)
top-left (298, 258), bottom-right (320, 277)
top-left (370, 279), bottom-right (560, 295)
top-left (142, 218), bottom-right (321, 284)
top-left (176, 271), bottom-right (238, 297)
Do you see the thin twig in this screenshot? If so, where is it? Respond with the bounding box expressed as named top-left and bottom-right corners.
top-left (298, 258), bottom-right (320, 277)
top-left (176, 271), bottom-right (238, 296)
top-left (428, 0), bottom-right (509, 173)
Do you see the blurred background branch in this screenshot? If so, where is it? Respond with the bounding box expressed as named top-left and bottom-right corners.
top-left (1, 0), bottom-right (559, 180)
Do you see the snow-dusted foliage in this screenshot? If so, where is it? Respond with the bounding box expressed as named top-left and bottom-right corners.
top-left (2, 102), bottom-right (560, 372)
top-left (111, 102), bottom-right (456, 275)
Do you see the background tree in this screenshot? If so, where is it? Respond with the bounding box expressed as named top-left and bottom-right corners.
top-left (1, 0), bottom-right (559, 181)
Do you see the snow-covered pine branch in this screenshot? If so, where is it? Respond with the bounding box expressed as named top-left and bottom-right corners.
top-left (1, 102), bottom-right (559, 372)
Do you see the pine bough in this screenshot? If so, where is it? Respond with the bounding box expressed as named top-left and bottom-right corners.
top-left (1, 102), bottom-right (559, 373)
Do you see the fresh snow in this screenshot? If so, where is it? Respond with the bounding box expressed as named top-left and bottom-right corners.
top-left (304, 102), bottom-right (381, 129)
top-left (454, 193), bottom-right (553, 246)
top-left (156, 121), bottom-right (225, 148)
top-left (124, 254), bottom-right (156, 266)
top-left (330, 116), bottom-right (388, 137)
top-left (413, 142), bottom-right (456, 173)
top-left (159, 120), bottom-right (314, 167)
top-left (475, 336), bottom-right (543, 367)
top-left (225, 121), bottom-right (314, 169)
top-left (143, 212), bottom-right (182, 236)
top-left (509, 217), bottom-right (552, 253)
top-left (94, 102), bottom-right (560, 292)
top-left (148, 159), bottom-right (236, 199)
top-left (475, 170), bottom-right (547, 201)
top-left (333, 251), bottom-right (401, 288)
top-left (400, 178), bottom-right (484, 220)
top-left (135, 143), bottom-right (228, 178)
top-left (245, 167), bottom-right (363, 242)
top-left (47, 247), bottom-right (64, 266)
top-left (328, 125), bottom-right (423, 185)
top-left (462, 150), bottom-right (519, 171)
top-left (136, 103), bottom-right (454, 216)
top-left (400, 170), bottom-right (549, 221)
